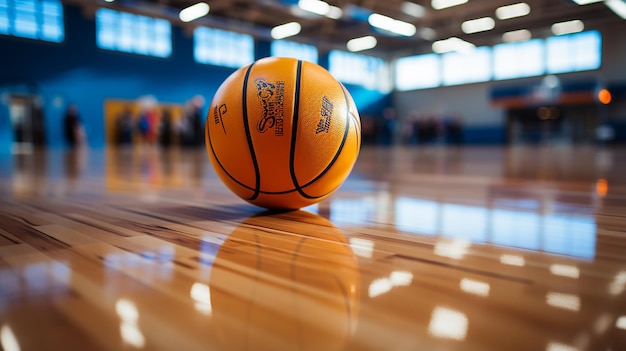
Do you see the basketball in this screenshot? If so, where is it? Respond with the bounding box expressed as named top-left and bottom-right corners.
top-left (205, 57), bottom-right (361, 210)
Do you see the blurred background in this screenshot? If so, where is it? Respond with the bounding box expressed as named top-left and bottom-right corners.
top-left (0, 0), bottom-right (625, 153)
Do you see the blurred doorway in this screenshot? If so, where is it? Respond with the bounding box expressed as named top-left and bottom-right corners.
top-left (9, 94), bottom-right (45, 153)
top-left (507, 104), bottom-right (597, 145)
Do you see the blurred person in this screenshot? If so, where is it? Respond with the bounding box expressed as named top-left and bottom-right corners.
top-left (115, 107), bottom-right (134, 145)
top-left (63, 104), bottom-right (85, 148)
top-left (378, 107), bottom-right (397, 146)
top-left (136, 96), bottom-right (159, 145)
top-left (159, 108), bottom-right (174, 148)
top-left (180, 95), bottom-right (205, 147)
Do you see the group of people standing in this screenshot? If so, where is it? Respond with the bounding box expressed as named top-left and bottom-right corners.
top-left (114, 96), bottom-right (205, 148)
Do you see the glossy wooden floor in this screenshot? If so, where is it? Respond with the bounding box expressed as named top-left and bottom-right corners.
top-left (1, 145), bottom-right (626, 351)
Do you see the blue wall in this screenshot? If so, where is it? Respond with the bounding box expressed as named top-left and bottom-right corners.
top-left (0, 4), bottom-right (389, 151)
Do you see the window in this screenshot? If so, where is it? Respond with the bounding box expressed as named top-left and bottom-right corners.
top-left (194, 26), bottom-right (254, 68)
top-left (395, 54), bottom-right (441, 91)
top-left (329, 50), bottom-right (390, 92)
top-left (0, 0), bottom-right (63, 42)
top-left (442, 47), bottom-right (491, 86)
top-left (546, 30), bottom-right (601, 74)
top-left (270, 40), bottom-right (318, 64)
top-left (96, 8), bottom-right (171, 58)
top-left (493, 39), bottom-right (544, 80)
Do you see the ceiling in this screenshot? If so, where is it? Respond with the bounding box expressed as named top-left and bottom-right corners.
top-left (80, 0), bottom-right (624, 58)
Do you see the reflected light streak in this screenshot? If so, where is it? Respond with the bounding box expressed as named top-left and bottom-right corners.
top-left (368, 277), bottom-right (392, 298)
top-left (500, 254), bottom-right (525, 267)
top-left (115, 298), bottom-right (145, 348)
top-left (1, 325), bottom-right (20, 351)
top-left (120, 322), bottom-right (145, 348)
top-left (190, 282), bottom-right (212, 315)
top-left (460, 278), bottom-right (490, 297)
top-left (549, 264), bottom-right (580, 279)
top-left (434, 239), bottom-right (470, 260)
top-left (428, 307), bottom-right (468, 340)
top-left (616, 316), bottom-right (626, 330)
top-left (593, 313), bottom-right (612, 335)
top-left (116, 299), bottom-right (139, 322)
top-left (349, 238), bottom-right (374, 258)
top-left (389, 271), bottom-right (413, 286)
top-left (369, 271), bottom-right (414, 297)
top-left (546, 292), bottom-right (580, 312)
top-left (546, 341), bottom-right (579, 351)
top-left (609, 271), bottom-right (626, 295)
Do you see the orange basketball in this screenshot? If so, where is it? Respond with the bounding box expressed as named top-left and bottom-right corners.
top-left (205, 57), bottom-right (361, 210)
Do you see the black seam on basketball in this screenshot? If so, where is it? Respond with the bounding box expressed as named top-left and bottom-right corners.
top-left (242, 63), bottom-right (261, 201)
top-left (289, 60), bottom-right (305, 198)
top-left (206, 65), bottom-right (260, 195)
top-left (292, 78), bottom-right (352, 199)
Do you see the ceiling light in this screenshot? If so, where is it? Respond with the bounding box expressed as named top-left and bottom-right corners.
top-left (502, 29), bottom-right (532, 43)
top-left (551, 19), bottom-right (584, 35)
top-left (572, 0), bottom-right (604, 4)
top-left (326, 5), bottom-right (343, 19)
top-left (271, 22), bottom-right (302, 39)
top-left (347, 35), bottom-right (377, 52)
top-left (419, 27), bottom-right (437, 40)
top-left (432, 37), bottom-right (475, 53)
top-left (502, 29), bottom-right (531, 42)
top-left (606, 0), bottom-right (626, 19)
top-left (432, 0), bottom-right (468, 10)
top-left (495, 2), bottom-right (530, 20)
top-left (368, 13), bottom-right (416, 36)
top-left (402, 2), bottom-right (426, 18)
top-left (179, 2), bottom-right (210, 22)
top-left (461, 17), bottom-right (495, 34)
top-left (298, 0), bottom-right (330, 16)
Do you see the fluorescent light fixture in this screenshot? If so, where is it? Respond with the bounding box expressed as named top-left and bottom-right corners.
top-left (428, 307), bottom-right (468, 340)
top-left (572, 0), bottom-right (604, 4)
top-left (606, 0), bottom-right (626, 19)
top-left (368, 13), bottom-right (416, 36)
top-left (502, 29), bottom-right (531, 42)
top-left (347, 35), bottom-right (377, 52)
top-left (402, 1), bottom-right (425, 18)
top-left (179, 2), bottom-right (210, 22)
top-left (461, 17), bottom-right (495, 34)
top-left (551, 19), bottom-right (584, 35)
top-left (326, 5), bottom-right (343, 19)
top-left (432, 0), bottom-right (468, 10)
top-left (495, 2), bottom-right (530, 20)
top-left (104, 0), bottom-right (115, 2)
top-left (298, 0), bottom-right (330, 16)
top-left (271, 22), bottom-right (302, 39)
top-left (420, 27), bottom-right (437, 40)
top-left (432, 37), bottom-right (475, 53)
